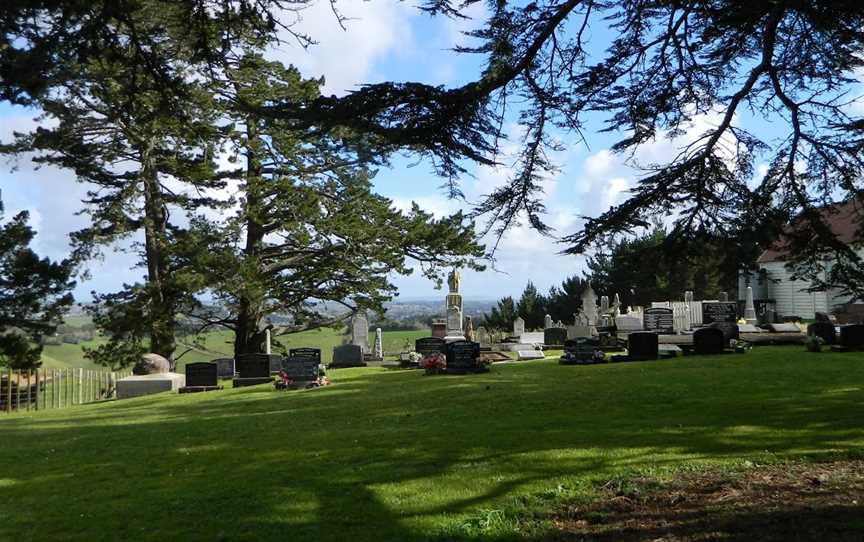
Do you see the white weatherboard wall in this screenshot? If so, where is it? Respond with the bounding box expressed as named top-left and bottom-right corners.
top-left (758, 261), bottom-right (845, 319)
top-left (760, 261), bottom-right (825, 319)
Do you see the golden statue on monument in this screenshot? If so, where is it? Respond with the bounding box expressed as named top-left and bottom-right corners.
top-left (447, 269), bottom-right (461, 293)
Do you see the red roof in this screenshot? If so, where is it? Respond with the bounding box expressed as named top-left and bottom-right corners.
top-left (757, 199), bottom-right (864, 263)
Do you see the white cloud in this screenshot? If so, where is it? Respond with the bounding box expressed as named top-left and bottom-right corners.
top-left (268, 0), bottom-right (415, 96)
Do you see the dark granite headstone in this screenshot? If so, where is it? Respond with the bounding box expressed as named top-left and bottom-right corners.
top-left (709, 322), bottom-right (739, 344)
top-left (236, 353), bottom-right (272, 378)
top-left (543, 327), bottom-right (567, 346)
top-left (815, 312), bottom-right (832, 323)
top-left (807, 322), bottom-right (837, 345)
top-left (289, 348), bottom-right (321, 363)
top-left (643, 307), bottom-right (674, 334)
top-left (415, 337), bottom-right (447, 357)
top-left (839, 324), bottom-right (864, 349)
top-left (560, 338), bottom-right (597, 364)
top-left (281, 356), bottom-right (320, 382)
top-left (627, 332), bottom-right (659, 361)
top-left (213, 358), bottom-right (235, 378)
top-left (702, 302), bottom-right (738, 325)
top-left (185, 362), bottom-right (218, 387)
top-left (445, 340), bottom-right (480, 374)
top-left (331, 344), bottom-right (365, 367)
top-left (693, 327), bottom-right (725, 355)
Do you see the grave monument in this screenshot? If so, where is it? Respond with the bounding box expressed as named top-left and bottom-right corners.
top-left (444, 269), bottom-right (465, 339)
top-left (352, 313), bottom-right (369, 354)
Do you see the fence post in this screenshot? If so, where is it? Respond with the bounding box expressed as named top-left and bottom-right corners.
top-left (77, 368), bottom-right (83, 405)
top-left (35, 369), bottom-right (40, 411)
top-left (4, 367), bottom-right (10, 413)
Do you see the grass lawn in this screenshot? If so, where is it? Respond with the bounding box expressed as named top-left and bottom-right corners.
top-left (39, 328), bottom-right (430, 370)
top-left (2, 346), bottom-right (863, 541)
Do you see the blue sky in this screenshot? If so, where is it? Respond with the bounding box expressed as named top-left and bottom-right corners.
top-left (3, 2), bottom-right (852, 303)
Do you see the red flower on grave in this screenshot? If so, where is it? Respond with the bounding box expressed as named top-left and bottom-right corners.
top-left (420, 352), bottom-right (446, 370)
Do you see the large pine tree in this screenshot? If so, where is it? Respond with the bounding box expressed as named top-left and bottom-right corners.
top-left (189, 54), bottom-right (485, 357)
top-left (0, 200), bottom-right (74, 369)
top-left (4, 28), bottom-right (226, 366)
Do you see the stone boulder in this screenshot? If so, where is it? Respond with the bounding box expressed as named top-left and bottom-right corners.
top-left (133, 353), bottom-right (171, 375)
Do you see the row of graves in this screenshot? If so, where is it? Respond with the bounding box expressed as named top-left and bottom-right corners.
top-left (414, 337), bottom-right (489, 375)
top-left (557, 287), bottom-right (745, 365)
top-left (170, 348), bottom-right (329, 396)
top-left (805, 314), bottom-right (864, 352)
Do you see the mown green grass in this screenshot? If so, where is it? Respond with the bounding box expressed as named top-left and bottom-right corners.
top-left (3, 346), bottom-right (862, 541)
top-left (39, 328), bottom-right (430, 370)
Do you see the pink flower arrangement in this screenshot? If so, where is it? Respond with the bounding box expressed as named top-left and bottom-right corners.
top-left (420, 352), bottom-right (447, 374)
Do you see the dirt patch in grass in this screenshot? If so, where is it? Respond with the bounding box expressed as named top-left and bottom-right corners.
top-left (550, 461), bottom-right (864, 541)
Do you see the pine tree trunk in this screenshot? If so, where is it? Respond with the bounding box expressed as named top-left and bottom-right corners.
top-left (233, 117), bottom-right (266, 359)
top-left (141, 150), bottom-right (176, 362)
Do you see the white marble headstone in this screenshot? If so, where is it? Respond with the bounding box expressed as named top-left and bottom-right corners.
top-left (352, 313), bottom-right (369, 354)
top-left (513, 317), bottom-right (526, 337)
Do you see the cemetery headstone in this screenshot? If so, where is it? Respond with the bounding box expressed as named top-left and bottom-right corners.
top-left (445, 340), bottom-right (481, 374)
top-left (184, 362), bottom-right (218, 388)
top-left (582, 286), bottom-right (598, 324)
top-left (517, 350), bottom-right (544, 360)
top-left (236, 354), bottom-right (272, 378)
top-left (543, 327), bottom-right (567, 346)
top-left (567, 325), bottom-right (592, 339)
top-left (544, 314), bottom-right (553, 329)
top-left (444, 268), bottom-right (464, 337)
top-left (559, 338), bottom-right (598, 365)
top-left (446, 305), bottom-right (463, 336)
top-left (265, 354), bottom-right (283, 374)
top-left (513, 317), bottom-right (525, 338)
top-left (627, 332), bottom-right (659, 361)
top-left (807, 322), bottom-right (837, 345)
top-left (213, 358), bottom-right (235, 379)
top-left (330, 344), bottom-right (365, 368)
top-left (475, 326), bottom-right (489, 346)
top-left (744, 286), bottom-right (757, 324)
top-left (373, 328), bottom-right (383, 360)
top-left (839, 324), bottom-right (864, 349)
top-left (352, 313), bottom-right (369, 353)
top-left (693, 327), bottom-right (725, 355)
top-left (233, 353), bottom-right (275, 387)
top-left (289, 348), bottom-right (321, 362)
top-left (709, 322), bottom-right (739, 343)
top-left (702, 302), bottom-right (738, 325)
top-left (615, 315), bottom-right (643, 333)
top-left (643, 307), bottom-right (674, 334)
top-left (415, 337), bottom-right (447, 357)
top-left (281, 356), bottom-right (321, 384)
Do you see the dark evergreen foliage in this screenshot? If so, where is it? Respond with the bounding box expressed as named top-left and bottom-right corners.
top-left (0, 201), bottom-right (74, 369)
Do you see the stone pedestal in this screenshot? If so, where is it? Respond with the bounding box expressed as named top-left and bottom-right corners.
top-left (445, 293), bottom-right (463, 336)
top-left (431, 321), bottom-right (447, 338)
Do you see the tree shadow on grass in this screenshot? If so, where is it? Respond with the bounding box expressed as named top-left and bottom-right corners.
top-left (1, 353), bottom-right (864, 541)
